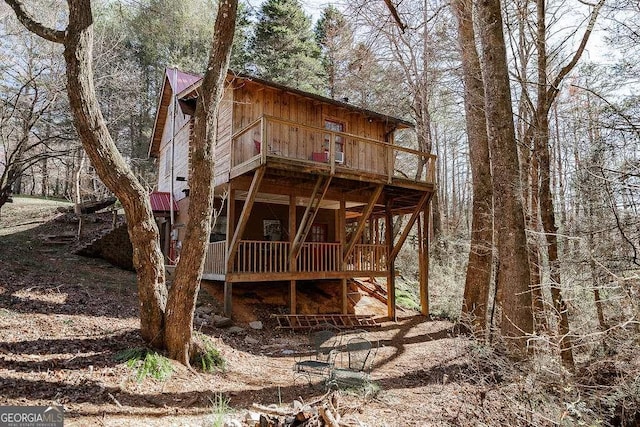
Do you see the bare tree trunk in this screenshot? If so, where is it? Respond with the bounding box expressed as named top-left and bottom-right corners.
top-left (62, 1), bottom-right (168, 346)
top-left (528, 155), bottom-right (548, 332)
top-left (40, 158), bottom-right (48, 197)
top-left (73, 149), bottom-right (85, 239)
top-left (476, 0), bottom-right (533, 357)
top-left (453, 0), bottom-right (493, 338)
top-left (537, 0), bottom-right (606, 370)
top-left (6, 0), bottom-right (239, 365)
top-left (5, 0), bottom-right (169, 346)
top-left (164, 0), bottom-right (238, 366)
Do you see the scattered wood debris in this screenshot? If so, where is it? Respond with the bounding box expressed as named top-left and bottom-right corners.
top-left (249, 392), bottom-right (361, 427)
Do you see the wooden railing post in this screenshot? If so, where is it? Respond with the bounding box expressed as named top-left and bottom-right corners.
top-left (329, 133), bottom-right (335, 175)
top-left (261, 117), bottom-right (267, 164)
top-left (387, 145), bottom-right (394, 183)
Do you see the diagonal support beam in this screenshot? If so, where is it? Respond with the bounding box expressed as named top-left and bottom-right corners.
top-left (389, 192), bottom-right (432, 262)
top-left (226, 167), bottom-right (265, 271)
top-left (342, 184), bottom-right (383, 261)
top-left (290, 175), bottom-right (332, 261)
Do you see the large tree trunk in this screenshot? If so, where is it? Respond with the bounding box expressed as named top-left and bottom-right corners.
top-left (61, 1), bottom-right (167, 347)
top-left (6, 0), bottom-right (238, 365)
top-left (476, 0), bottom-right (533, 357)
top-left (534, 0), bottom-right (574, 370)
top-left (164, 0), bottom-right (238, 365)
top-left (453, 0), bottom-right (493, 338)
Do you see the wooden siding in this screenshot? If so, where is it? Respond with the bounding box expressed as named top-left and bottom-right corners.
top-left (214, 87), bottom-right (233, 186)
top-left (157, 100), bottom-right (191, 200)
top-left (231, 81), bottom-right (392, 177)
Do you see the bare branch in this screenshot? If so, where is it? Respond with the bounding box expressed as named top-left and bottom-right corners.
top-left (546, 0), bottom-right (605, 109)
top-left (383, 0), bottom-right (406, 33)
top-left (3, 0), bottom-right (66, 43)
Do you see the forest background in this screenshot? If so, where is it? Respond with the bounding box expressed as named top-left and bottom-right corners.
top-left (0, 0), bottom-right (639, 423)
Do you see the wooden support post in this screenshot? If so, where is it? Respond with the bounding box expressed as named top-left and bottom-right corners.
top-left (226, 167), bottom-right (265, 272)
top-left (385, 201), bottom-right (396, 320)
top-left (226, 187), bottom-right (236, 270)
top-left (338, 198), bottom-right (346, 248)
top-left (290, 280), bottom-right (297, 315)
top-left (343, 185), bottom-right (383, 261)
top-left (289, 194), bottom-right (297, 314)
top-left (224, 281), bottom-right (233, 317)
top-left (389, 192), bottom-right (431, 261)
top-left (341, 278), bottom-right (348, 314)
top-left (224, 188), bottom-right (236, 318)
top-left (420, 202), bottom-right (431, 316)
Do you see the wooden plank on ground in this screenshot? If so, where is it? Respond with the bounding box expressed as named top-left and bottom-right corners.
top-left (270, 314), bottom-right (380, 330)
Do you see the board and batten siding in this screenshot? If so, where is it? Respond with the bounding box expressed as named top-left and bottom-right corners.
top-left (157, 99), bottom-right (191, 200)
top-left (214, 86), bottom-right (233, 186)
top-left (230, 81), bottom-right (392, 176)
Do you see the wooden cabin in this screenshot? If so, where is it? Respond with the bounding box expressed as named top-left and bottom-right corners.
top-left (149, 68), bottom-right (436, 320)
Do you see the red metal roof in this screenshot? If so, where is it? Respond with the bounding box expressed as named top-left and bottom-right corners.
top-left (150, 191), bottom-right (179, 212)
top-left (166, 68), bottom-right (201, 95)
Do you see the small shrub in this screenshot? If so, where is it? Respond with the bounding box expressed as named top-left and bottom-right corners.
top-left (210, 392), bottom-right (230, 427)
top-left (115, 347), bottom-right (173, 382)
top-left (192, 333), bottom-right (226, 373)
top-left (395, 287), bottom-right (420, 311)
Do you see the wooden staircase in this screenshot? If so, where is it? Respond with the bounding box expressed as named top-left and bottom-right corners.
top-left (351, 278), bottom-right (407, 313)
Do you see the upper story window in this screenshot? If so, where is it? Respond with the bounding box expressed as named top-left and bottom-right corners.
top-left (324, 119), bottom-right (345, 154)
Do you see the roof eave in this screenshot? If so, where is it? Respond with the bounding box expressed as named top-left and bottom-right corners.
top-left (148, 72), bottom-right (170, 158)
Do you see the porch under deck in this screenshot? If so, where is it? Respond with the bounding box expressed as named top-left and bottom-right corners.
top-left (202, 240), bottom-right (388, 282)
top-left (202, 169), bottom-right (432, 321)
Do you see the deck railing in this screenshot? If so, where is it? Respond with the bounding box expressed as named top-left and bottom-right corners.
top-left (204, 241), bottom-right (226, 276)
top-left (230, 115), bottom-right (436, 184)
top-left (297, 242), bottom-right (342, 272)
top-left (345, 244), bottom-right (387, 272)
top-left (204, 240), bottom-right (388, 276)
top-left (234, 240), bottom-right (290, 274)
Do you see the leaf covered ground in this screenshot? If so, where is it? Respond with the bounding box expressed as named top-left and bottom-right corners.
top-left (0, 197), bottom-right (626, 426)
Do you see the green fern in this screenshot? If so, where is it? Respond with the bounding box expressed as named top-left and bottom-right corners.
top-left (192, 333), bottom-right (226, 373)
top-left (115, 347), bottom-right (173, 381)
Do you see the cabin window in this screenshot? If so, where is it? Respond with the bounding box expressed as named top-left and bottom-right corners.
top-left (309, 223), bottom-right (328, 243)
top-left (324, 119), bottom-right (345, 154)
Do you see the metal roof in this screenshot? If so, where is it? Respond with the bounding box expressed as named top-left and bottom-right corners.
top-left (149, 191), bottom-right (179, 212)
top-left (176, 71), bottom-right (415, 129)
top-left (167, 68), bottom-right (201, 94)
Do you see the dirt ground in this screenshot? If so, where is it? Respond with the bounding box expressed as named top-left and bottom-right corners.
top-left (0, 197), bottom-right (521, 426)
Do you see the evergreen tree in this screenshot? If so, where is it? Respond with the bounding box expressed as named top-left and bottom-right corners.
top-left (315, 5), bottom-right (354, 99)
top-left (251, 0), bottom-right (325, 93)
top-left (230, 1), bottom-right (252, 73)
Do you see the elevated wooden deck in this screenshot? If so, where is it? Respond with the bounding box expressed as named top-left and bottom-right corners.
top-left (227, 115), bottom-right (436, 189)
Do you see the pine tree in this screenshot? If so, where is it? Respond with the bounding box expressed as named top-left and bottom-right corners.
top-left (230, 1), bottom-right (252, 73)
top-left (251, 0), bottom-right (325, 93)
top-left (315, 5), bottom-right (353, 99)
